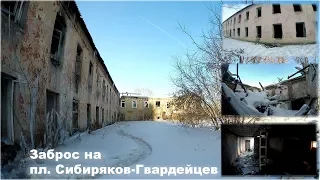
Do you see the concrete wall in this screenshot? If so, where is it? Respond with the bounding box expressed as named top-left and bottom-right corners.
top-left (1, 1), bottom-right (120, 146)
top-left (119, 96), bottom-right (174, 120)
top-left (223, 4), bottom-right (317, 44)
top-left (222, 131), bottom-right (239, 172)
top-left (265, 76), bottom-right (311, 109)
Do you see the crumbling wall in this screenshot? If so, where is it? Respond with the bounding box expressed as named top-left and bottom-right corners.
top-left (1, 1), bottom-right (121, 147)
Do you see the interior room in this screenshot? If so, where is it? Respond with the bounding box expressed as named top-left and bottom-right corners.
top-left (221, 124), bottom-right (318, 176)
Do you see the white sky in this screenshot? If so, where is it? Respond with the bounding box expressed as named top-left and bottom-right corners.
top-left (222, 4), bottom-right (252, 22)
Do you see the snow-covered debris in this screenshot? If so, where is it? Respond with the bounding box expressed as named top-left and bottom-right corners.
top-left (222, 83), bottom-right (312, 116)
top-left (223, 38), bottom-right (317, 57)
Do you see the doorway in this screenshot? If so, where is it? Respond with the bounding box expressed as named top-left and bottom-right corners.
top-left (1, 74), bottom-right (16, 143)
top-left (245, 140), bottom-right (250, 151)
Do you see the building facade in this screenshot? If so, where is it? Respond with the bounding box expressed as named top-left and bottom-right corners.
top-left (223, 4), bottom-right (317, 44)
top-left (119, 96), bottom-right (175, 121)
top-left (1, 1), bottom-right (120, 147)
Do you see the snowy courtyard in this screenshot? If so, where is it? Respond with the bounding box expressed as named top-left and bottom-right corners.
top-left (2, 120), bottom-right (319, 179)
top-left (223, 38), bottom-right (318, 58)
top-left (20, 121), bottom-right (222, 179)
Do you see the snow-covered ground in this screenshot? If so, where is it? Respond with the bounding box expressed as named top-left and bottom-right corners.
top-left (223, 38), bottom-right (318, 57)
top-left (6, 120), bottom-right (318, 179)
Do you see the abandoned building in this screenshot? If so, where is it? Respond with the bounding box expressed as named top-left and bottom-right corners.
top-left (221, 124), bottom-right (318, 176)
top-left (1, 1), bottom-right (120, 148)
top-left (221, 63), bottom-right (318, 116)
top-left (223, 4), bottom-right (317, 44)
top-left (119, 95), bottom-right (175, 121)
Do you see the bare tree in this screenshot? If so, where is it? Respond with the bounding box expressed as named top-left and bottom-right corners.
top-left (171, 2), bottom-right (257, 129)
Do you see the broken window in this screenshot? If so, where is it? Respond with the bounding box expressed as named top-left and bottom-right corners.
top-left (102, 79), bottom-right (106, 97)
top-left (121, 100), bottom-right (125, 108)
top-left (1, 0), bottom-right (27, 25)
top-left (96, 106), bottom-right (99, 125)
top-left (296, 22), bottom-right (306, 37)
top-left (87, 104), bottom-right (91, 129)
top-left (246, 11), bottom-right (249, 20)
top-left (50, 12), bottom-right (66, 64)
top-left (257, 7), bottom-right (261, 17)
top-left (72, 99), bottom-right (79, 133)
top-left (245, 27), bottom-right (248, 37)
top-left (237, 28), bottom-right (240, 36)
top-left (293, 4), bottom-right (302, 12)
top-left (88, 62), bottom-right (93, 91)
top-left (102, 108), bottom-right (104, 125)
top-left (106, 109), bottom-right (109, 121)
top-left (75, 45), bottom-right (82, 93)
top-left (46, 91), bottom-right (59, 131)
top-left (156, 101), bottom-right (160, 107)
top-left (167, 102), bottom-right (171, 108)
top-left (96, 72), bottom-right (100, 93)
top-left (109, 88), bottom-right (111, 104)
top-left (312, 4), bottom-right (317, 11)
top-left (256, 26), bottom-right (262, 38)
top-left (132, 100), bottom-right (137, 108)
top-left (273, 4), bottom-right (281, 14)
top-left (238, 14), bottom-right (241, 23)
top-left (144, 101), bottom-right (149, 108)
top-left (106, 85), bottom-right (109, 102)
top-left (291, 98), bottom-right (306, 110)
top-left (273, 24), bottom-right (283, 38)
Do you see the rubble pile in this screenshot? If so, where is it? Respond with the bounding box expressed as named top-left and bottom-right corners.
top-left (233, 151), bottom-right (260, 175)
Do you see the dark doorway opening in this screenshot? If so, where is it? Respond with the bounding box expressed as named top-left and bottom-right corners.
top-left (273, 24), bottom-right (283, 38)
top-left (291, 98), bottom-right (306, 110)
top-left (245, 140), bottom-right (250, 151)
top-left (296, 22), bottom-right (306, 37)
top-left (256, 26), bottom-right (261, 38)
